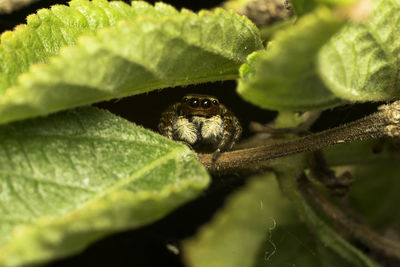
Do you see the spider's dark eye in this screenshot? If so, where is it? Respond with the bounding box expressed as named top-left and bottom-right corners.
top-left (190, 98), bottom-right (199, 108)
top-left (183, 97), bottom-right (189, 102)
top-left (202, 99), bottom-right (211, 109)
top-left (212, 100), bottom-right (219, 105)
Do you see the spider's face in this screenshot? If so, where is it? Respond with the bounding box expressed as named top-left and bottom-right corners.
top-left (180, 94), bottom-right (220, 117)
top-left (158, 93), bottom-right (242, 157)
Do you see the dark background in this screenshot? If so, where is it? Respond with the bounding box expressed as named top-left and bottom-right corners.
top-left (0, 1), bottom-right (379, 266)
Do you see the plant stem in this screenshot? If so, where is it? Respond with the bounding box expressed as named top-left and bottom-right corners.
top-left (298, 175), bottom-right (400, 261)
top-left (198, 101), bottom-right (400, 174)
top-left (275, 164), bottom-right (380, 266)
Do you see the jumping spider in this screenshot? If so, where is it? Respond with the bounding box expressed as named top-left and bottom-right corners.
top-left (158, 94), bottom-right (242, 160)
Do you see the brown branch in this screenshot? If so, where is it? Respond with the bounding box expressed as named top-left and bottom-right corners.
top-left (298, 175), bottom-right (400, 261)
top-left (198, 101), bottom-right (400, 174)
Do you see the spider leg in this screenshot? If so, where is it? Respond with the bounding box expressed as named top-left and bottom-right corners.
top-left (212, 105), bottom-right (242, 161)
top-left (158, 103), bottom-right (180, 139)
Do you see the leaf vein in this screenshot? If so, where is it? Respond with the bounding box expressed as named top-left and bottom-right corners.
top-left (5, 132), bottom-right (164, 147)
top-left (91, 146), bottom-right (187, 199)
top-left (5, 175), bottom-right (39, 217)
top-left (0, 170), bottom-right (97, 193)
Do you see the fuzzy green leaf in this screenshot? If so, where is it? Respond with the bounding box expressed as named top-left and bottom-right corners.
top-left (0, 0), bottom-right (262, 125)
top-left (349, 163), bottom-right (400, 232)
top-left (292, 0), bottom-right (354, 15)
top-left (183, 172), bottom-right (377, 267)
top-left (275, 156), bottom-right (380, 267)
top-left (324, 140), bottom-right (395, 166)
top-left (318, 0), bottom-right (400, 101)
top-left (324, 140), bottom-right (400, 231)
top-left (0, 107), bottom-right (209, 266)
top-left (291, 0), bottom-right (319, 15)
top-left (237, 7), bottom-right (344, 111)
top-left (1, 0), bottom-right (158, 92)
top-left (183, 174), bottom-right (295, 267)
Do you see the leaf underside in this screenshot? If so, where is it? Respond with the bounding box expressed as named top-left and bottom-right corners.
top-left (0, 107), bottom-right (209, 266)
top-left (0, 0), bottom-right (262, 125)
top-left (318, 0), bottom-right (400, 101)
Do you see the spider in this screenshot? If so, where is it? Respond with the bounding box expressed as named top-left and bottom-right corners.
top-left (158, 94), bottom-right (242, 160)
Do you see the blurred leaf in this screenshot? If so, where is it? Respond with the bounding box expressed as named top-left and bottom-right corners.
top-left (0, 0), bottom-right (262, 125)
top-left (237, 7), bottom-right (344, 111)
top-left (318, 0), bottom-right (400, 101)
top-left (292, 0), bottom-right (355, 15)
top-left (275, 157), bottom-right (380, 267)
top-left (183, 174), bottom-right (288, 267)
top-left (349, 163), bottom-right (400, 231)
top-left (259, 17), bottom-right (295, 42)
top-left (183, 170), bottom-right (376, 267)
top-left (291, 0), bottom-right (319, 15)
top-left (324, 140), bottom-right (395, 166)
top-left (0, 107), bottom-right (209, 266)
top-left (183, 174), bottom-right (309, 267)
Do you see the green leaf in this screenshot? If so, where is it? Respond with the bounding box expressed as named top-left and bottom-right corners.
top-left (183, 174), bottom-right (305, 267)
top-left (324, 141), bottom-right (400, 231)
top-left (0, 0), bottom-right (262, 125)
top-left (237, 7), bottom-right (344, 111)
top-left (1, 0), bottom-right (153, 92)
top-left (292, 0), bottom-right (355, 16)
top-left (291, 0), bottom-right (319, 15)
top-left (275, 156), bottom-right (380, 267)
top-left (318, 0), bottom-right (400, 101)
top-left (0, 107), bottom-right (209, 266)
top-left (324, 140), bottom-right (395, 166)
top-left (259, 17), bottom-right (296, 42)
top-left (349, 163), bottom-right (400, 231)
top-left (183, 171), bottom-right (375, 267)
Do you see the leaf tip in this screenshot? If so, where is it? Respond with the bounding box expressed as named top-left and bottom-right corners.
top-left (238, 51), bottom-right (260, 82)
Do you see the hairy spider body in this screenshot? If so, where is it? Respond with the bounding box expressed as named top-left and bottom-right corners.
top-left (158, 94), bottom-right (242, 158)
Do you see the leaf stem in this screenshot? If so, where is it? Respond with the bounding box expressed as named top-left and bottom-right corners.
top-left (198, 101), bottom-right (400, 174)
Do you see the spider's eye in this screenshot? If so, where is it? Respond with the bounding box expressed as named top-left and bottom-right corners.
top-left (212, 100), bottom-right (219, 105)
top-left (183, 97), bottom-right (189, 102)
top-left (190, 98), bottom-right (199, 108)
top-left (202, 99), bottom-right (211, 109)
